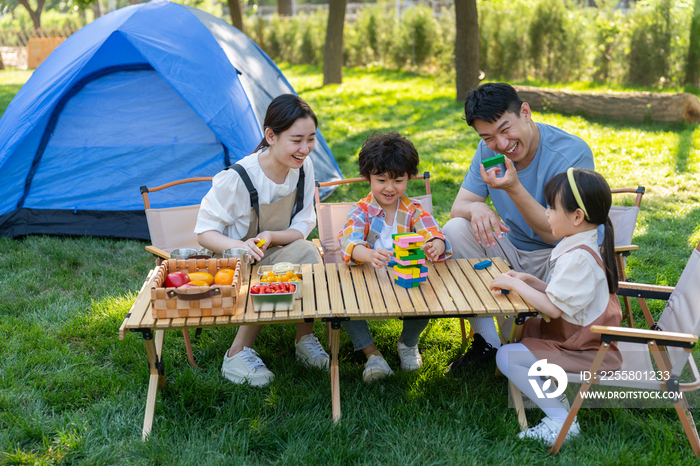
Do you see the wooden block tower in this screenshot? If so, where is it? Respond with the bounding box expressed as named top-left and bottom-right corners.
top-left (392, 233), bottom-right (428, 288)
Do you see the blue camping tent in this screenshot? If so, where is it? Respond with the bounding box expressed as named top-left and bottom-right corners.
top-left (0, 0), bottom-right (342, 239)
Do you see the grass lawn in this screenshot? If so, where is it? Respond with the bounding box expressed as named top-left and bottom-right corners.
top-left (1, 65), bottom-right (700, 464)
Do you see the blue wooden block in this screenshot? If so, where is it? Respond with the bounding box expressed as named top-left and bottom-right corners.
top-left (501, 289), bottom-right (510, 294)
top-left (474, 260), bottom-right (492, 270)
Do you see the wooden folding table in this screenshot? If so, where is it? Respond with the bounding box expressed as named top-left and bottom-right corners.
top-left (119, 257), bottom-right (536, 439)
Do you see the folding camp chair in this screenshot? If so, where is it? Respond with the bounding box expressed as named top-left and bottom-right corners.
top-left (313, 173), bottom-right (470, 344)
top-left (140, 177), bottom-right (213, 368)
top-left (140, 177), bottom-right (213, 263)
top-left (609, 186), bottom-right (645, 327)
top-left (544, 240), bottom-right (700, 456)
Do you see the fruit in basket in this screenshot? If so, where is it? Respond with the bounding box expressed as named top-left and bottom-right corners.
top-left (214, 269), bottom-right (235, 285)
top-left (164, 271), bottom-right (190, 288)
top-left (189, 280), bottom-right (209, 287)
top-left (187, 272), bottom-right (214, 285)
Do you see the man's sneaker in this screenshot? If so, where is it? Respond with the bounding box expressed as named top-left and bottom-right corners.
top-left (295, 333), bottom-right (330, 370)
top-left (397, 341), bottom-right (422, 371)
top-left (221, 347), bottom-right (274, 387)
top-left (447, 333), bottom-right (497, 376)
top-left (363, 354), bottom-right (394, 383)
top-left (518, 416), bottom-right (581, 447)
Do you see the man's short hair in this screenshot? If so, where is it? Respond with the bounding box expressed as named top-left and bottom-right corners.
top-left (358, 131), bottom-right (420, 180)
top-left (464, 83), bottom-right (524, 128)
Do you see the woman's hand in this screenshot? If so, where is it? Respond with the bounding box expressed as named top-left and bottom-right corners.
top-left (422, 238), bottom-right (445, 261)
top-left (242, 231), bottom-right (271, 261)
top-left (370, 248), bottom-right (393, 269)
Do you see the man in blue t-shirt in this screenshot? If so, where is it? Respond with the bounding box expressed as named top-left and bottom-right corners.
top-left (444, 83), bottom-right (595, 374)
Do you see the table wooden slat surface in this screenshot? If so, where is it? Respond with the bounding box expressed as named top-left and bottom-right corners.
top-left (120, 258), bottom-right (536, 438)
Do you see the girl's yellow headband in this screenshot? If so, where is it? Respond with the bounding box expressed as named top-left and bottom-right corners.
top-left (566, 167), bottom-right (589, 220)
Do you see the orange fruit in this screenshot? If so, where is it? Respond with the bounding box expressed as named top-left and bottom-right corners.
top-left (214, 269), bottom-right (235, 285)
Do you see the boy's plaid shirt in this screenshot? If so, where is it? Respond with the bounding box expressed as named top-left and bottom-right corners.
top-left (338, 193), bottom-right (452, 265)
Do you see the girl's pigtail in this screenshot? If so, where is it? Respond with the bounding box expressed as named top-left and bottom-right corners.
top-left (602, 216), bottom-right (618, 294)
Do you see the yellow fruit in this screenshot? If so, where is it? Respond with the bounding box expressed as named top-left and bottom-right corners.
top-left (189, 280), bottom-right (209, 287)
top-left (187, 272), bottom-right (214, 285)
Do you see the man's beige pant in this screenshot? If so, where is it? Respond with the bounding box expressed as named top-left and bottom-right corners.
top-left (442, 217), bottom-right (554, 347)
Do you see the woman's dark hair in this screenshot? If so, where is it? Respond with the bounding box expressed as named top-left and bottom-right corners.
top-left (358, 131), bottom-right (420, 180)
top-left (464, 83), bottom-right (524, 128)
top-left (544, 168), bottom-right (618, 294)
top-left (252, 94), bottom-right (318, 153)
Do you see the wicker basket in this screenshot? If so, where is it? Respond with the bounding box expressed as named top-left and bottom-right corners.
top-left (150, 257), bottom-right (241, 319)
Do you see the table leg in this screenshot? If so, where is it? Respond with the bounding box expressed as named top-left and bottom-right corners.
top-left (329, 322), bottom-right (341, 424)
top-left (509, 381), bottom-right (528, 431)
top-left (142, 329), bottom-right (165, 440)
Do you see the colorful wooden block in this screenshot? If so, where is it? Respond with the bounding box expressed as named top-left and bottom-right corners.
top-left (501, 289), bottom-right (510, 294)
top-left (474, 260), bottom-right (492, 270)
top-left (393, 239), bottom-right (424, 249)
top-left (394, 257), bottom-right (426, 266)
top-left (394, 275), bottom-right (425, 288)
top-left (391, 233), bottom-right (425, 248)
top-left (482, 154), bottom-right (505, 169)
top-left (393, 265), bottom-right (427, 276)
top-left (394, 270), bottom-right (429, 280)
top-left (394, 251), bottom-right (426, 261)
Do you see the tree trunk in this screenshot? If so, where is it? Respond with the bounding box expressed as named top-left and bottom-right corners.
top-left (323, 0), bottom-right (348, 86)
top-left (92, 0), bottom-right (102, 20)
top-left (228, 0), bottom-right (244, 32)
top-left (278, 0), bottom-right (293, 16)
top-left (514, 86), bottom-right (700, 124)
top-left (454, 0), bottom-right (480, 102)
top-left (686, 0), bottom-right (700, 87)
top-left (16, 0), bottom-right (45, 29)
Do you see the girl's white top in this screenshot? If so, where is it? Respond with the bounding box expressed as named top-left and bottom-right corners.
top-left (194, 150), bottom-right (316, 239)
top-left (545, 229), bottom-right (609, 327)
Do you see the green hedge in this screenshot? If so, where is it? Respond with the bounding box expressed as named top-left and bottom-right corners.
top-left (245, 0), bottom-right (696, 88)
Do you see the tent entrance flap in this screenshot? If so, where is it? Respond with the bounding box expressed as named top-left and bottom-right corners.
top-left (21, 69), bottom-right (227, 213)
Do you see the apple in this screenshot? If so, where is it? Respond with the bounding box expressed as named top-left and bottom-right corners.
top-left (164, 271), bottom-right (190, 288)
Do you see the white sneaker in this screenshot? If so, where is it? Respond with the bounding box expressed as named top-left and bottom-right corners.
top-left (363, 354), bottom-right (394, 383)
top-left (295, 333), bottom-right (330, 370)
top-left (397, 341), bottom-right (422, 371)
top-left (221, 347), bottom-right (274, 387)
top-left (518, 416), bottom-right (581, 447)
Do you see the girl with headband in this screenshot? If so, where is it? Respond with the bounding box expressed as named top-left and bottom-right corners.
top-left (489, 167), bottom-right (623, 446)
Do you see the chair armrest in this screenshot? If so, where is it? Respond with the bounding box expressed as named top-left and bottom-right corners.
top-left (617, 281), bottom-right (674, 300)
top-left (591, 325), bottom-right (698, 348)
top-left (614, 244), bottom-right (639, 256)
top-left (312, 238), bottom-right (325, 259)
top-left (145, 245), bottom-right (170, 260)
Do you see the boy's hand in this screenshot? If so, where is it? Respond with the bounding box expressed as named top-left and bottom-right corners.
top-left (370, 248), bottom-right (393, 269)
top-left (422, 238), bottom-right (445, 261)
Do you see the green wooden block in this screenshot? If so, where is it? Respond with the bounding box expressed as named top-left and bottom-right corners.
top-left (483, 154), bottom-right (505, 169)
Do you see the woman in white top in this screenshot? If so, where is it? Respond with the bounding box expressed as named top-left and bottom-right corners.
top-left (195, 94), bottom-right (328, 387)
top-left (490, 168), bottom-right (622, 446)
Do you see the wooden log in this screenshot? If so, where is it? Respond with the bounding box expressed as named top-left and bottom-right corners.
top-left (514, 85), bottom-right (700, 124)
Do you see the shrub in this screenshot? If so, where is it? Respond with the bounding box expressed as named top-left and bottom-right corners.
top-left (627, 0), bottom-right (673, 86)
top-left (390, 5), bottom-right (437, 69)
